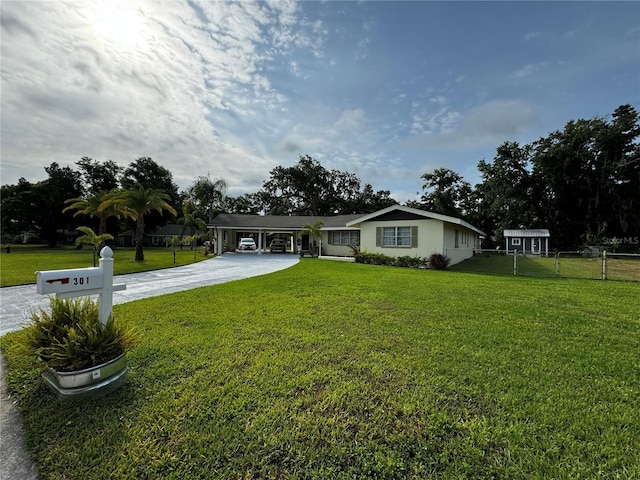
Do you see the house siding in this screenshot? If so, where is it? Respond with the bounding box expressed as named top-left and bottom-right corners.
top-left (360, 219), bottom-right (445, 258)
top-left (321, 231), bottom-right (355, 257)
top-left (442, 223), bottom-right (479, 265)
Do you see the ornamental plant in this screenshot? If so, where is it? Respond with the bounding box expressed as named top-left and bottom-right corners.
top-left (15, 296), bottom-right (137, 372)
top-left (428, 253), bottom-right (451, 270)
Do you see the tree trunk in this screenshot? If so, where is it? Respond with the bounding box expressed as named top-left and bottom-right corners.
top-left (135, 218), bottom-right (145, 261)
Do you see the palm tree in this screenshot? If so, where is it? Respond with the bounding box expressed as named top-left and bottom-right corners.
top-left (63, 190), bottom-right (126, 235)
top-left (75, 226), bottom-right (114, 267)
top-left (101, 184), bottom-right (177, 261)
top-left (178, 201), bottom-right (208, 259)
top-left (301, 220), bottom-right (324, 256)
top-left (190, 175), bottom-right (228, 223)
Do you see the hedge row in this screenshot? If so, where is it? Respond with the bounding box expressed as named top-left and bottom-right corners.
top-left (354, 252), bottom-right (450, 270)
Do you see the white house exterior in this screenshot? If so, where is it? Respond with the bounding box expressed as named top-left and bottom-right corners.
top-left (347, 205), bottom-right (485, 265)
top-left (207, 206), bottom-right (485, 265)
top-left (503, 229), bottom-right (550, 255)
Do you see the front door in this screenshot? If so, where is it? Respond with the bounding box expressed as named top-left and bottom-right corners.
top-left (531, 239), bottom-right (539, 254)
top-left (301, 234), bottom-right (310, 251)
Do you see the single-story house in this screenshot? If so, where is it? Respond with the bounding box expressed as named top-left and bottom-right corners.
top-left (208, 205), bottom-right (485, 265)
top-left (346, 205), bottom-right (485, 265)
top-left (503, 229), bottom-right (550, 255)
top-left (207, 213), bottom-right (363, 256)
top-left (118, 224), bottom-right (193, 247)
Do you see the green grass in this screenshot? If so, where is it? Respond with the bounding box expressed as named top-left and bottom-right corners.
top-left (2, 260), bottom-right (639, 479)
top-left (453, 253), bottom-right (640, 282)
top-left (0, 245), bottom-right (208, 287)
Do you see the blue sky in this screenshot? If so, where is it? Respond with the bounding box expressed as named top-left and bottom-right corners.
top-left (1, 1), bottom-right (638, 202)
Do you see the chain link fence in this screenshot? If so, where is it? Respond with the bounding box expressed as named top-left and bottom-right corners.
top-left (461, 250), bottom-right (640, 282)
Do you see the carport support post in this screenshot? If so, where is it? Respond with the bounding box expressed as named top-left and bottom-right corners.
top-left (258, 228), bottom-right (262, 255)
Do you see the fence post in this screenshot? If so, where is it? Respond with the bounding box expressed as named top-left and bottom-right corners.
top-left (602, 250), bottom-right (607, 281)
top-left (513, 251), bottom-right (517, 275)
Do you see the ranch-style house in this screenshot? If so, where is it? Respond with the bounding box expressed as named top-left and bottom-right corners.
top-left (208, 205), bottom-right (485, 265)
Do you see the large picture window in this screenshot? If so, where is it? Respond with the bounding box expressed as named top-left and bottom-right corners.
top-left (376, 226), bottom-right (418, 247)
top-left (383, 226), bottom-right (411, 247)
top-left (330, 231), bottom-right (359, 245)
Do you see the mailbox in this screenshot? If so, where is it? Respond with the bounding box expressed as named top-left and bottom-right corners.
top-left (37, 267), bottom-right (104, 295)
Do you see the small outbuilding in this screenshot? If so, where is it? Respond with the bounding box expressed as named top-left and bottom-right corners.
top-left (503, 229), bottom-right (550, 255)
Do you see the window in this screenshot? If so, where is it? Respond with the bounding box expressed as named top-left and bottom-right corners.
top-left (330, 231), bottom-right (359, 245)
top-left (512, 238), bottom-right (521, 246)
top-left (455, 230), bottom-right (459, 248)
top-left (382, 226), bottom-right (411, 247)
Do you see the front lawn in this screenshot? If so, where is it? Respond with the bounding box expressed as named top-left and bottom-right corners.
top-left (0, 245), bottom-right (208, 287)
top-left (2, 260), bottom-right (639, 478)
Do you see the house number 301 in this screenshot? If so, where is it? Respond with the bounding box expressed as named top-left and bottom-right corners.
top-left (73, 277), bottom-right (89, 286)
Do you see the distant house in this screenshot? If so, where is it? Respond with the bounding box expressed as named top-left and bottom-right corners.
top-left (208, 205), bottom-right (485, 265)
top-left (118, 224), bottom-right (191, 247)
top-left (503, 229), bottom-right (550, 255)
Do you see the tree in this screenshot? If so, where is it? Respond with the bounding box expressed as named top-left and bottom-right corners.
top-left (475, 142), bottom-right (540, 245)
top-left (471, 104), bottom-right (640, 250)
top-left (101, 184), bottom-right (177, 261)
top-left (38, 163), bottom-right (84, 247)
top-left (63, 190), bottom-right (127, 235)
top-left (169, 236), bottom-right (182, 264)
top-left (76, 157), bottom-right (121, 194)
top-left (74, 226), bottom-right (114, 267)
top-left (120, 157), bottom-right (179, 234)
top-left (178, 201), bottom-right (208, 259)
top-left (531, 105), bottom-right (640, 249)
top-left (419, 168), bottom-right (474, 219)
top-left (260, 155), bottom-right (392, 215)
top-left (353, 184), bottom-right (397, 213)
top-left (1, 178), bottom-right (39, 240)
top-left (221, 193), bottom-right (263, 214)
top-left (189, 175), bottom-right (228, 223)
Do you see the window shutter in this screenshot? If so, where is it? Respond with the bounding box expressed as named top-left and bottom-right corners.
top-left (411, 226), bottom-right (418, 247)
top-left (376, 227), bottom-right (382, 247)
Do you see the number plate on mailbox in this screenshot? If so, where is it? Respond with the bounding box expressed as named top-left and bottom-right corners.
top-left (37, 267), bottom-right (104, 295)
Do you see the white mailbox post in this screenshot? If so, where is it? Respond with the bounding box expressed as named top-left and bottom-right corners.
top-left (36, 246), bottom-right (126, 324)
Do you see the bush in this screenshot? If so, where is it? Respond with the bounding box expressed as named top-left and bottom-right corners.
top-left (15, 297), bottom-right (137, 372)
top-left (355, 252), bottom-right (395, 266)
top-left (394, 256), bottom-right (428, 269)
top-left (428, 253), bottom-right (451, 270)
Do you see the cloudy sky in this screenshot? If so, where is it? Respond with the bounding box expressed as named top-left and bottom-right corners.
top-left (1, 1), bottom-right (639, 202)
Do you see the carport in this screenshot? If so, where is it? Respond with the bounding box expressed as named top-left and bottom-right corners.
top-left (208, 214), bottom-right (313, 255)
top-left (207, 213), bottom-right (362, 256)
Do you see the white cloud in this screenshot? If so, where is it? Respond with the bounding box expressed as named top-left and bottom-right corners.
top-left (523, 31), bottom-right (542, 41)
top-left (464, 100), bottom-right (539, 139)
top-left (0, 0), bottom-right (326, 192)
top-left (333, 108), bottom-right (366, 131)
top-left (509, 62), bottom-right (548, 80)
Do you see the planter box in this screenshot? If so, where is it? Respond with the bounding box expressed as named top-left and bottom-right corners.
top-left (42, 352), bottom-right (128, 401)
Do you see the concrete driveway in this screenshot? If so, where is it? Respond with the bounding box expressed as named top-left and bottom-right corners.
top-left (0, 253), bottom-right (299, 336)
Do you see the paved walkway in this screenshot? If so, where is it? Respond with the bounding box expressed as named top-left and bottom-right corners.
top-left (0, 253), bottom-right (299, 480)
